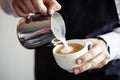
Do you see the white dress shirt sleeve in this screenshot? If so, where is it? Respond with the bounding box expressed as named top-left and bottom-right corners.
top-left (100, 27), bottom-right (120, 61)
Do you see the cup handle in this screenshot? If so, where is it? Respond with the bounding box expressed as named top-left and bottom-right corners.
top-left (86, 41), bottom-right (93, 51)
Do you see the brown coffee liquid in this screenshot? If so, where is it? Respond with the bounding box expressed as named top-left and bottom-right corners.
top-left (56, 43), bottom-right (84, 54)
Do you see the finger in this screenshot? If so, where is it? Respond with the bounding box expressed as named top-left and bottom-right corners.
top-left (73, 55), bottom-right (109, 75)
top-left (88, 52), bottom-right (109, 68)
top-left (22, 0), bottom-right (36, 13)
top-left (74, 51), bottom-right (109, 74)
top-left (32, 0), bottom-right (47, 14)
top-left (12, 1), bottom-right (28, 17)
top-left (14, 0), bottom-right (29, 14)
top-left (73, 62), bottom-right (92, 74)
top-left (47, 1), bottom-right (61, 14)
top-left (76, 44), bottom-right (103, 64)
top-left (93, 59), bottom-right (109, 69)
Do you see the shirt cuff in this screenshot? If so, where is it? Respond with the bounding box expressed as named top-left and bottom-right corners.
top-left (99, 28), bottom-right (120, 61)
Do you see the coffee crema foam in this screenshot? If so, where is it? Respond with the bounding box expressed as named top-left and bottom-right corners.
top-left (56, 43), bottom-right (84, 54)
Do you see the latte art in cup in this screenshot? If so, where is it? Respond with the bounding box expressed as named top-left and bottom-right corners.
top-left (56, 43), bottom-right (84, 54)
top-left (60, 46), bottom-right (73, 54)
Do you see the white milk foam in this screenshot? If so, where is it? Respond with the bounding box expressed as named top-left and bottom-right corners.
top-left (61, 46), bottom-right (73, 53)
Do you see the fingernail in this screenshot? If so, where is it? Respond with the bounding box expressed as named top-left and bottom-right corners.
top-left (74, 69), bottom-right (80, 75)
top-left (77, 59), bottom-right (82, 64)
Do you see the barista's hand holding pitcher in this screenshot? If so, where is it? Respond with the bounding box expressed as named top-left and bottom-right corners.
top-left (12, 0), bottom-right (61, 17)
top-left (74, 38), bottom-right (110, 74)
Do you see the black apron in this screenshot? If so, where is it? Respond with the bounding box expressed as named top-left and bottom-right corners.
top-left (35, 0), bottom-right (120, 80)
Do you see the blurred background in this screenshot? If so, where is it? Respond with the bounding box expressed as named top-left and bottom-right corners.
top-left (0, 8), bottom-right (34, 80)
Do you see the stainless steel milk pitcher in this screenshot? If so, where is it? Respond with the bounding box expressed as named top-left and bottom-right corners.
top-left (17, 12), bottom-right (64, 49)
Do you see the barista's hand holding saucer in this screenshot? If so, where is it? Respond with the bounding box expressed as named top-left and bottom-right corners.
top-left (12, 0), bottom-right (61, 17)
top-left (73, 38), bottom-right (110, 75)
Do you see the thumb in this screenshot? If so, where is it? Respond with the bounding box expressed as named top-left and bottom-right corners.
top-left (48, 1), bottom-right (61, 15)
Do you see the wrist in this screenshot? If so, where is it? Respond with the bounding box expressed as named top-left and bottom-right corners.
top-left (96, 37), bottom-right (110, 53)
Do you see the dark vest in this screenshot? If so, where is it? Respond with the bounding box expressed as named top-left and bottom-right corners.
top-left (58, 0), bottom-right (119, 39)
top-left (35, 0), bottom-right (120, 80)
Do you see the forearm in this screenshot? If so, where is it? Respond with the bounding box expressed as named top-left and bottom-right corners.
top-left (99, 27), bottom-right (120, 61)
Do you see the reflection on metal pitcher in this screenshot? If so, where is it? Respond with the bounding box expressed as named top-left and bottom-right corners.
top-left (17, 12), bottom-right (64, 49)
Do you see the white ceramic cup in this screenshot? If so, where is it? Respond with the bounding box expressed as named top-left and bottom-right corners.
top-left (52, 39), bottom-right (92, 73)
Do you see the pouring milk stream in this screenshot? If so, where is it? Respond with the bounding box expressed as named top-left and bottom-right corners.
top-left (51, 12), bottom-right (73, 53)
